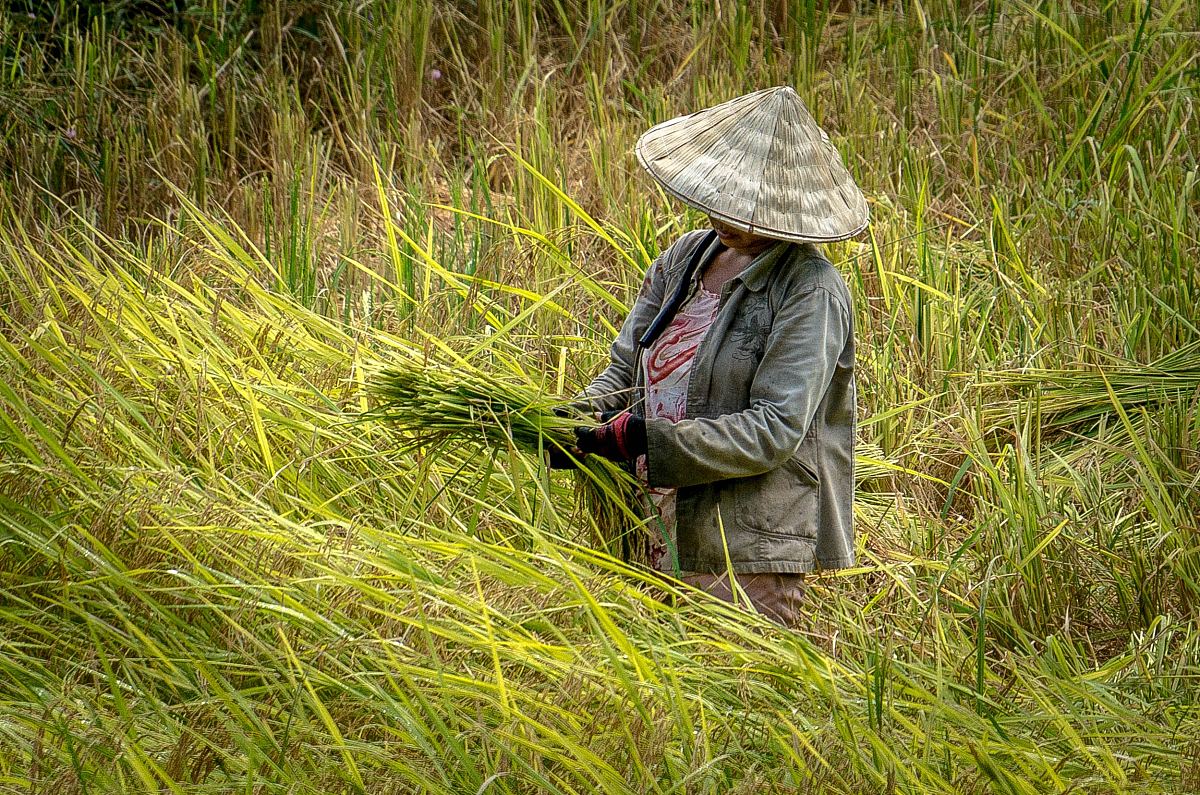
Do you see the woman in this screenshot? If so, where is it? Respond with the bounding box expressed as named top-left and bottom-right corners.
top-left (571, 86), bottom-right (868, 626)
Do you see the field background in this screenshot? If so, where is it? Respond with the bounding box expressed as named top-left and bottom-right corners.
top-left (1, 1), bottom-right (1198, 792)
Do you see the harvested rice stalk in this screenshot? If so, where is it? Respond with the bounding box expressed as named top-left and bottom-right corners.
top-left (365, 358), bottom-right (664, 566)
top-left (977, 341), bottom-right (1200, 434)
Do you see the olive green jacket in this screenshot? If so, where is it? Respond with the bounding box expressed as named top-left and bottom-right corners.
top-left (580, 230), bottom-right (856, 574)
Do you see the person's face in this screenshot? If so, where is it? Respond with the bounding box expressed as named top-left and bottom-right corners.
top-left (708, 217), bottom-right (776, 253)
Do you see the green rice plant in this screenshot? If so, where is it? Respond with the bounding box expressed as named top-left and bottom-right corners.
top-left (365, 355), bottom-right (661, 567)
top-left (980, 341), bottom-right (1200, 436)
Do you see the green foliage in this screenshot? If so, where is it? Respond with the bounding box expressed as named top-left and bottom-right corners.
top-left (365, 353), bottom-right (654, 564)
top-left (1, 0), bottom-right (1198, 792)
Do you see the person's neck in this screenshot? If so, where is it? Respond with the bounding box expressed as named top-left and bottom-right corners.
top-left (703, 242), bottom-right (776, 291)
top-left (724, 240), bottom-right (776, 259)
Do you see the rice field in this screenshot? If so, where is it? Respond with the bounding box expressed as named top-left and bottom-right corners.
top-left (0, 1), bottom-right (1198, 792)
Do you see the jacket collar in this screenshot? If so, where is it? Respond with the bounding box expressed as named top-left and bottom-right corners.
top-left (733, 240), bottom-right (793, 292)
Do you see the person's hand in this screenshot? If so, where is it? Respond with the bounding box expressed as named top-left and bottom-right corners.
top-left (544, 404), bottom-right (585, 468)
top-left (574, 412), bottom-right (647, 463)
top-left (545, 443), bottom-right (580, 470)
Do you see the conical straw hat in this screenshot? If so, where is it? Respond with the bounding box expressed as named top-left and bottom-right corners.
top-left (635, 86), bottom-right (869, 243)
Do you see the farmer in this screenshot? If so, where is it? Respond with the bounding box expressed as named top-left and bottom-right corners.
top-left (569, 86), bottom-right (868, 626)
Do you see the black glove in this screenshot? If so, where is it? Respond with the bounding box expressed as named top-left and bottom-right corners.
top-left (545, 443), bottom-right (579, 470)
top-left (574, 412), bottom-right (647, 463)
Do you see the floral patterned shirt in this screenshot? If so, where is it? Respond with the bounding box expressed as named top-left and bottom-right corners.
top-left (637, 285), bottom-right (722, 571)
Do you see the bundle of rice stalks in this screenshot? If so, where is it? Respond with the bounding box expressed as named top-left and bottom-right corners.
top-left (978, 341), bottom-right (1200, 434)
top-left (364, 357), bottom-right (663, 567)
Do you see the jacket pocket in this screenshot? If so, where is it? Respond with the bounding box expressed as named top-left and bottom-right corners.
top-left (733, 457), bottom-right (819, 542)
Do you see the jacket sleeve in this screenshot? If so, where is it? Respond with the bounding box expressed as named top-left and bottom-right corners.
top-left (644, 285), bottom-right (850, 488)
top-left (574, 248), bottom-right (673, 415)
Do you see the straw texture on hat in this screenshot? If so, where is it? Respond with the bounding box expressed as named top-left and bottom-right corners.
top-left (635, 87), bottom-right (869, 242)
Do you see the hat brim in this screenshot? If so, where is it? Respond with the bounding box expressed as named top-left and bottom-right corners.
top-left (636, 145), bottom-right (869, 243)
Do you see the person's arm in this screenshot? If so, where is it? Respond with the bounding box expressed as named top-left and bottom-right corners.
top-left (644, 285), bottom-right (850, 489)
top-left (573, 247), bottom-right (675, 415)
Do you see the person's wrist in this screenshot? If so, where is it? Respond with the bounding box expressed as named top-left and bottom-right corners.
top-left (573, 411), bottom-right (644, 462)
top-left (613, 413), bottom-right (646, 460)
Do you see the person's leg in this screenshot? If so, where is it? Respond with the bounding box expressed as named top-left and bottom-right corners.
top-left (681, 572), bottom-right (807, 626)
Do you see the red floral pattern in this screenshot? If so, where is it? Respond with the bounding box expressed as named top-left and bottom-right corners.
top-left (638, 285), bottom-right (721, 571)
